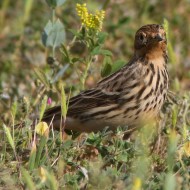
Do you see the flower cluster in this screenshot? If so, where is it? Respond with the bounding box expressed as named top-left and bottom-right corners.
top-left (76, 3), bottom-right (105, 32)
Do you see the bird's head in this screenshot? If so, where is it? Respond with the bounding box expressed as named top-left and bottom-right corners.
top-left (134, 24), bottom-right (167, 58)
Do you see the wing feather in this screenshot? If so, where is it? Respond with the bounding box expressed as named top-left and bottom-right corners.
top-left (43, 57), bottom-right (141, 122)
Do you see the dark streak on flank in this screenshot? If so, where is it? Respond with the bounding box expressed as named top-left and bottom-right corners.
top-left (163, 53), bottom-right (168, 63)
top-left (105, 113), bottom-right (121, 120)
top-left (163, 93), bottom-right (166, 100)
top-left (164, 69), bottom-right (168, 85)
top-left (136, 86), bottom-right (146, 100)
top-left (143, 102), bottom-right (150, 112)
top-left (160, 83), bottom-right (163, 93)
top-left (124, 104), bottom-right (140, 114)
top-left (118, 95), bottom-right (136, 106)
top-left (143, 88), bottom-right (154, 100)
top-left (136, 109), bottom-right (142, 115)
top-left (143, 106), bottom-right (148, 112)
top-left (150, 63), bottom-right (155, 74)
top-left (161, 70), bottom-right (165, 78)
top-left (148, 74), bottom-right (154, 86)
top-left (146, 68), bottom-right (150, 75)
top-left (153, 103), bottom-right (157, 109)
top-left (123, 114), bottom-right (130, 119)
top-left (148, 106), bottom-right (153, 111)
top-left (156, 68), bottom-right (160, 91)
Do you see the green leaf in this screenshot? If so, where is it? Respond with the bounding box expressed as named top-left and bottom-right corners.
top-left (11, 100), bottom-right (18, 120)
top-left (60, 44), bottom-right (70, 63)
top-left (163, 18), bottom-right (169, 40)
top-left (56, 0), bottom-right (67, 6)
top-left (167, 130), bottom-right (178, 171)
top-left (43, 168), bottom-right (58, 190)
top-left (21, 167), bottom-right (36, 190)
top-left (163, 18), bottom-right (176, 65)
top-left (61, 85), bottom-right (67, 119)
top-left (51, 64), bottom-right (69, 83)
top-left (24, 0), bottom-right (33, 23)
top-left (172, 105), bottom-right (178, 128)
top-left (68, 29), bottom-right (82, 38)
top-left (100, 49), bottom-right (113, 56)
top-left (35, 135), bottom-right (48, 167)
top-left (46, 0), bottom-right (56, 8)
top-left (101, 56), bottom-right (112, 77)
top-left (97, 32), bottom-right (108, 44)
top-left (34, 68), bottom-right (50, 88)
top-left (42, 19), bottom-right (66, 49)
top-left (3, 124), bottom-right (15, 152)
top-left (28, 141), bottom-right (37, 171)
top-left (39, 95), bottom-right (48, 121)
top-left (91, 46), bottom-right (101, 55)
top-left (164, 172), bottom-right (176, 190)
top-left (111, 59), bottom-right (126, 73)
top-left (91, 47), bottom-right (112, 56)
top-left (71, 57), bottom-right (82, 63)
top-left (116, 152), bottom-right (128, 162)
top-left (118, 16), bottom-right (130, 26)
top-left (45, 0), bottom-right (66, 8)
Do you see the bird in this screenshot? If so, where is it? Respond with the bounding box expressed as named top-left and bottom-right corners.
top-left (42, 24), bottom-right (169, 134)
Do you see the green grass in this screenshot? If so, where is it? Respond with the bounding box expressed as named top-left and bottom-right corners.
top-left (1, 0), bottom-right (190, 189)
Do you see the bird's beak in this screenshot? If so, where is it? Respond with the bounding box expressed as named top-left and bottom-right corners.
top-left (155, 34), bottom-right (164, 42)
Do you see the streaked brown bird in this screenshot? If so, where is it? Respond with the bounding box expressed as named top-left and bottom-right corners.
top-left (43, 24), bottom-right (169, 133)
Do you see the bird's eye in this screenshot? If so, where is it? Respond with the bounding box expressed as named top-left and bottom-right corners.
top-left (139, 34), bottom-right (145, 41)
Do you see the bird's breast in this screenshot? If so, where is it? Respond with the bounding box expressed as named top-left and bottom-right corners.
top-left (119, 60), bottom-right (168, 126)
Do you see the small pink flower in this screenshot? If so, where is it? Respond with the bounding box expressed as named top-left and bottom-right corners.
top-left (47, 97), bottom-right (52, 105)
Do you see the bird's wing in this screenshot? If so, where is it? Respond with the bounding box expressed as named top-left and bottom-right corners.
top-left (43, 88), bottom-right (120, 121)
top-left (43, 58), bottom-right (142, 120)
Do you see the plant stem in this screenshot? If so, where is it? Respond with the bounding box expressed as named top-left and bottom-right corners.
top-left (69, 25), bottom-right (83, 47)
top-left (81, 57), bottom-right (92, 90)
top-left (52, 8), bottom-right (56, 57)
top-left (0, 0), bottom-right (10, 28)
top-left (102, 0), bottom-right (110, 9)
top-left (52, 8), bottom-right (55, 23)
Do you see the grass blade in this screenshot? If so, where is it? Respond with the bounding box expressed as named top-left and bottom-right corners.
top-left (21, 167), bottom-right (36, 190)
top-left (3, 124), bottom-right (15, 152)
top-left (39, 95), bottom-right (48, 121)
top-left (28, 141), bottom-right (37, 171)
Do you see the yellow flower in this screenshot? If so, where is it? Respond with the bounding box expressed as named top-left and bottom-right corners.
top-left (39, 167), bottom-right (47, 183)
top-left (183, 141), bottom-right (190, 157)
top-left (76, 3), bottom-right (105, 32)
top-left (132, 178), bottom-right (142, 190)
top-left (35, 121), bottom-right (49, 136)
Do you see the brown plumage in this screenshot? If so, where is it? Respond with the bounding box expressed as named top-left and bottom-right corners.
top-left (43, 24), bottom-right (169, 133)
